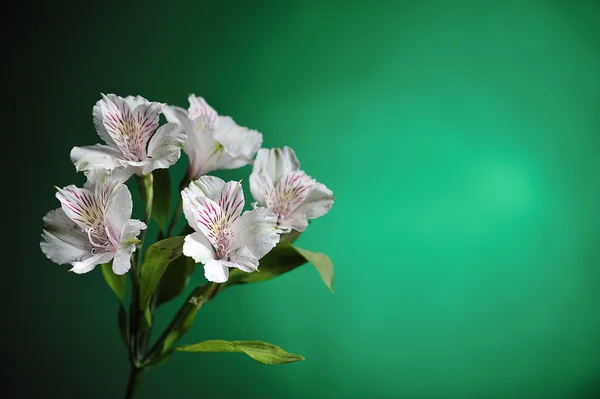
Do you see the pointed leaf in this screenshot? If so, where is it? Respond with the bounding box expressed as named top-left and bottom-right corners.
top-left (175, 340), bottom-right (304, 364)
top-left (293, 245), bottom-right (334, 292)
top-left (139, 236), bottom-right (185, 324)
top-left (152, 168), bottom-right (171, 231)
top-left (101, 262), bottom-right (126, 303)
top-left (156, 255), bottom-right (197, 307)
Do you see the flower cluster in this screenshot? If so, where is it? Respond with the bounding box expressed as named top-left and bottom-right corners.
top-left (40, 94), bottom-right (334, 282)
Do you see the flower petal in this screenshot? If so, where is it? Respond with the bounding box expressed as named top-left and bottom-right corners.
top-left (188, 176), bottom-right (227, 201)
top-left (288, 181), bottom-right (334, 220)
top-left (143, 123), bottom-right (186, 174)
top-left (40, 208), bottom-right (90, 264)
top-left (112, 244), bottom-right (134, 275)
top-left (274, 171), bottom-right (316, 215)
top-left (187, 195), bottom-right (225, 246)
top-left (231, 207), bottom-right (280, 261)
top-left (120, 219), bottom-right (147, 242)
top-left (83, 167), bottom-right (133, 189)
top-left (183, 232), bottom-right (215, 263)
top-left (55, 185), bottom-right (102, 232)
top-left (111, 218), bottom-right (146, 275)
top-left (182, 189), bottom-right (201, 232)
top-left (163, 105), bottom-right (193, 139)
top-left (95, 94), bottom-right (163, 162)
top-left (70, 144), bottom-right (125, 174)
top-left (253, 146), bottom-right (300, 183)
top-left (214, 116), bottom-right (262, 161)
top-left (279, 216), bottom-right (308, 233)
top-left (93, 98), bottom-right (118, 148)
top-left (217, 180), bottom-right (245, 223)
top-left (104, 183), bottom-right (134, 240)
top-left (249, 172), bottom-right (274, 209)
top-left (203, 258), bottom-right (229, 283)
top-left (70, 251), bottom-right (114, 274)
top-left (188, 95), bottom-right (218, 129)
top-left (228, 246), bottom-right (259, 272)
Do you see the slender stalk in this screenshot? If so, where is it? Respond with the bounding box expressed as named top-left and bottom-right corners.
top-left (143, 282), bottom-right (219, 365)
top-left (125, 365), bottom-right (144, 399)
top-left (165, 175), bottom-right (190, 238)
top-left (125, 173), bottom-right (155, 397)
top-left (136, 173), bottom-right (154, 267)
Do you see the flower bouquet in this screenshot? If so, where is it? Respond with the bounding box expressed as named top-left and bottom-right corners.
top-left (39, 94), bottom-right (334, 398)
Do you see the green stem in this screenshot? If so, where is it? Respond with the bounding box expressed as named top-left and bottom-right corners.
top-left (128, 263), bottom-right (143, 362)
top-left (143, 282), bottom-right (220, 365)
top-left (165, 200), bottom-right (182, 238)
top-left (136, 173), bottom-right (154, 267)
top-left (133, 173), bottom-right (155, 356)
top-left (165, 175), bottom-right (190, 238)
top-left (125, 365), bottom-right (144, 399)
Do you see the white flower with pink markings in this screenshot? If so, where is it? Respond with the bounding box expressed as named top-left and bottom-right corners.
top-left (250, 146), bottom-right (334, 232)
top-left (181, 176), bottom-right (280, 283)
top-left (40, 177), bottom-right (146, 275)
top-left (71, 94), bottom-right (186, 180)
top-left (163, 95), bottom-right (262, 179)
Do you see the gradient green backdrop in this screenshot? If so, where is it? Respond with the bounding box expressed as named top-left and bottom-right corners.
top-left (8, 1), bottom-right (600, 398)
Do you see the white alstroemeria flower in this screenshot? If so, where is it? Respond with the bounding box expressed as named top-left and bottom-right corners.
top-left (250, 146), bottom-right (334, 232)
top-left (40, 178), bottom-right (146, 275)
top-left (163, 95), bottom-right (262, 179)
top-left (181, 176), bottom-right (280, 283)
top-left (71, 94), bottom-right (187, 180)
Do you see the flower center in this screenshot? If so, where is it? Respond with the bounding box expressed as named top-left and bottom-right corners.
top-left (269, 173), bottom-right (315, 219)
top-left (214, 228), bottom-right (234, 260)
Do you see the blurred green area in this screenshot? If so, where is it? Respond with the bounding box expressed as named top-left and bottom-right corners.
top-left (7, 1), bottom-right (600, 398)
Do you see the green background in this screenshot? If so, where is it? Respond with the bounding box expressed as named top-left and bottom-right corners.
top-left (8, 1), bottom-right (600, 398)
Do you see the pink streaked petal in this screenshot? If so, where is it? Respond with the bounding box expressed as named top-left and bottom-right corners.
top-left (275, 171), bottom-right (316, 216)
top-left (188, 95), bottom-right (218, 129)
top-left (97, 94), bottom-right (162, 162)
top-left (289, 181), bottom-right (334, 220)
top-left (217, 181), bottom-right (245, 224)
top-left (188, 194), bottom-right (226, 247)
top-left (55, 185), bottom-right (102, 231)
top-left (131, 99), bottom-right (163, 155)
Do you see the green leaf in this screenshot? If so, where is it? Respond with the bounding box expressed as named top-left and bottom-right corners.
top-left (139, 236), bottom-right (185, 324)
top-left (226, 242), bottom-right (308, 286)
top-left (152, 168), bottom-right (171, 231)
top-left (225, 242), bottom-right (334, 292)
top-left (293, 245), bottom-right (334, 292)
top-left (156, 254), bottom-right (197, 307)
top-left (175, 340), bottom-right (304, 365)
top-left (101, 262), bottom-right (126, 303)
